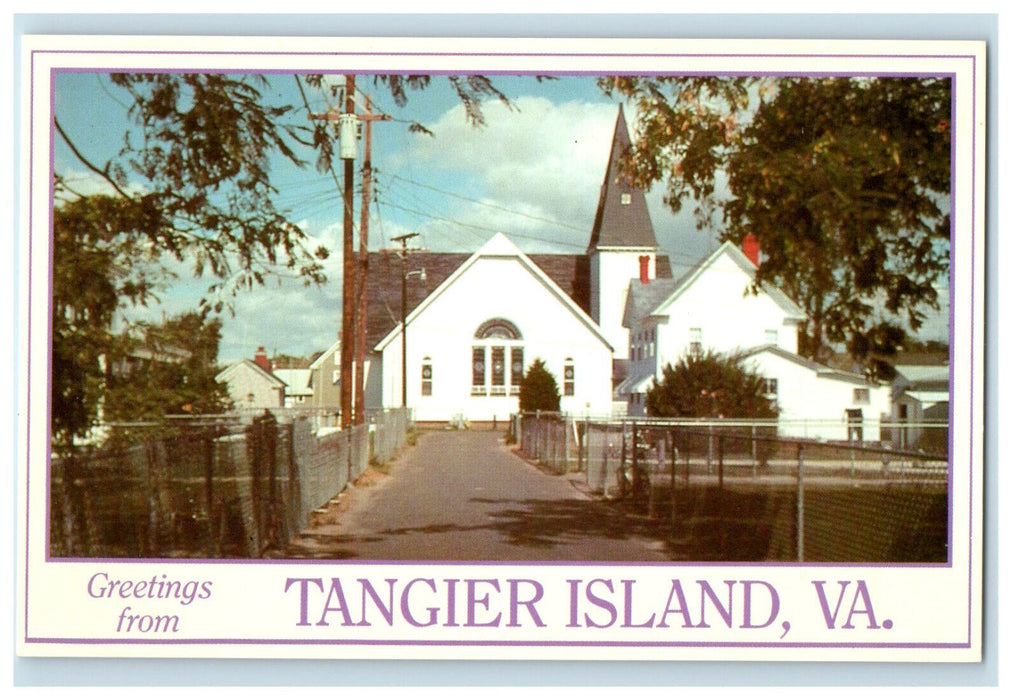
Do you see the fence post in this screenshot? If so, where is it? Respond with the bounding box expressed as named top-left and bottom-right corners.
top-left (651, 436), bottom-right (664, 519)
top-left (669, 429), bottom-right (677, 531)
top-left (582, 420), bottom-right (589, 483)
top-left (204, 429), bottom-right (215, 558)
top-left (346, 426), bottom-right (352, 487)
top-left (564, 414), bottom-right (571, 474)
top-left (615, 423), bottom-right (623, 501)
top-left (684, 427), bottom-right (691, 488)
top-left (631, 422), bottom-right (639, 501)
top-left (797, 443), bottom-right (805, 563)
top-left (717, 433), bottom-right (725, 559)
top-left (707, 423), bottom-right (714, 474)
top-left (751, 424), bottom-right (758, 479)
top-left (602, 427), bottom-right (610, 498)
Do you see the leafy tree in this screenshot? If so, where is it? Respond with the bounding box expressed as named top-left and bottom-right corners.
top-left (103, 313), bottom-right (232, 422)
top-left (601, 76), bottom-right (951, 376)
top-left (645, 350), bottom-right (778, 420)
top-left (52, 72), bottom-right (524, 447)
top-left (518, 359), bottom-right (562, 413)
top-left (51, 193), bottom-right (171, 448)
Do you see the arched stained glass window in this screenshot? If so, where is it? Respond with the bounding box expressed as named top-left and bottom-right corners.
top-left (474, 318), bottom-right (522, 340)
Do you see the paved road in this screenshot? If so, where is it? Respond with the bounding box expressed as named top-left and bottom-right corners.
top-left (280, 429), bottom-right (669, 562)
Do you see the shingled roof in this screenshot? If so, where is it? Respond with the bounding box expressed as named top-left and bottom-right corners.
top-left (365, 248), bottom-right (596, 350)
top-left (587, 104), bottom-right (659, 251)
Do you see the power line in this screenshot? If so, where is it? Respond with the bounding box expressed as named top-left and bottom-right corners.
top-left (386, 171), bottom-right (589, 234)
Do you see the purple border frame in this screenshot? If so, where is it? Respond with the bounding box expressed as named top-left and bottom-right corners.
top-left (23, 45), bottom-right (982, 653)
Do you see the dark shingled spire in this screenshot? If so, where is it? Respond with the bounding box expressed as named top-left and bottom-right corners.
top-left (587, 104), bottom-right (659, 251)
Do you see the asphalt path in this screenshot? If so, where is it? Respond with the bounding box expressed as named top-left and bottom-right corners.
top-left (279, 429), bottom-right (670, 562)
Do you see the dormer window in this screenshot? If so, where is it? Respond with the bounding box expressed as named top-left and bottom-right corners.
top-left (621, 193), bottom-right (632, 205)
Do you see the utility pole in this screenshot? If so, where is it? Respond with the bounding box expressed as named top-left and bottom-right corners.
top-left (354, 94), bottom-right (391, 425)
top-left (340, 75), bottom-right (356, 429)
top-left (308, 77), bottom-right (390, 428)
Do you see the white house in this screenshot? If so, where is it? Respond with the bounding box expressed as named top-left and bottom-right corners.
top-left (215, 348), bottom-right (286, 409)
top-left (890, 364), bottom-right (950, 448)
top-left (737, 345), bottom-right (891, 442)
top-left (619, 239), bottom-right (891, 441)
top-left (274, 368), bottom-right (313, 408)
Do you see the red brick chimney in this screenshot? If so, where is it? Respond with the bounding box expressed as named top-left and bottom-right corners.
top-left (638, 255), bottom-right (650, 284)
top-left (742, 234), bottom-right (760, 267)
top-left (253, 346), bottom-right (272, 373)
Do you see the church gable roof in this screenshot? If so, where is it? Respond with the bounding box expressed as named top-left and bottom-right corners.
top-left (588, 104), bottom-right (659, 251)
top-left (372, 233), bottom-right (610, 352)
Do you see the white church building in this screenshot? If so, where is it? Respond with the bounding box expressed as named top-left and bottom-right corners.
top-left (362, 105), bottom-right (669, 422)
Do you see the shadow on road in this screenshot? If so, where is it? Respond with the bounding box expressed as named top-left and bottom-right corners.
top-left (274, 495), bottom-right (669, 561)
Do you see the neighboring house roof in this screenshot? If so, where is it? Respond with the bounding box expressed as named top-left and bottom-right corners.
top-left (373, 233), bottom-right (614, 352)
top-left (588, 104), bottom-right (659, 250)
top-left (737, 344), bottom-right (876, 387)
top-left (893, 364), bottom-right (949, 401)
top-left (274, 368), bottom-right (313, 396)
top-left (649, 241), bottom-right (806, 322)
top-left (895, 364), bottom-right (950, 386)
top-left (622, 278), bottom-right (677, 328)
top-left (309, 340), bottom-right (341, 371)
top-left (215, 359), bottom-right (286, 388)
top-left (901, 389), bottom-right (950, 406)
top-left (615, 368), bottom-right (656, 397)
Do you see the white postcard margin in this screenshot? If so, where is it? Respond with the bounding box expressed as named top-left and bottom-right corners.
top-left (16, 36), bottom-right (987, 661)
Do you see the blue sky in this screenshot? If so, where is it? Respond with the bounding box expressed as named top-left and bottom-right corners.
top-left (52, 72), bottom-right (947, 364)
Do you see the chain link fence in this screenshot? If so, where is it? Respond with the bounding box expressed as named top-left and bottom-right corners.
top-left (50, 408), bottom-right (411, 559)
top-left (519, 414), bottom-right (948, 563)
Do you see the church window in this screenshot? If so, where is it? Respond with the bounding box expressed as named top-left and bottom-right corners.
top-left (564, 358), bottom-right (575, 397)
top-left (472, 347), bottom-right (486, 395)
top-left (421, 357), bottom-right (433, 397)
top-left (474, 318), bottom-right (522, 341)
top-left (511, 348), bottom-right (524, 395)
top-left (472, 319), bottom-right (524, 397)
top-left (490, 347), bottom-right (506, 396)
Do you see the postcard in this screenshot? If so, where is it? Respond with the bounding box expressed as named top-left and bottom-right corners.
top-left (16, 35), bottom-right (986, 661)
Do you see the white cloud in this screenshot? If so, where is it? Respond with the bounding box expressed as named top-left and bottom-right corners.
top-left (386, 97), bottom-right (619, 252)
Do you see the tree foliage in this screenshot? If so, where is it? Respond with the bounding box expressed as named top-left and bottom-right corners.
top-left (518, 359), bottom-right (562, 413)
top-left (601, 76), bottom-right (951, 375)
top-left (645, 350), bottom-right (778, 420)
top-left (103, 313), bottom-right (232, 422)
top-left (51, 193), bottom-right (172, 447)
top-left (52, 72), bottom-right (525, 446)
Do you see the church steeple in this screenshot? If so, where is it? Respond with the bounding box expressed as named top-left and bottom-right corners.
top-left (588, 104), bottom-right (659, 252)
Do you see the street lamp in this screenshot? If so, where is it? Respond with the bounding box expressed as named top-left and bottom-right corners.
top-left (400, 266), bottom-right (426, 407)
